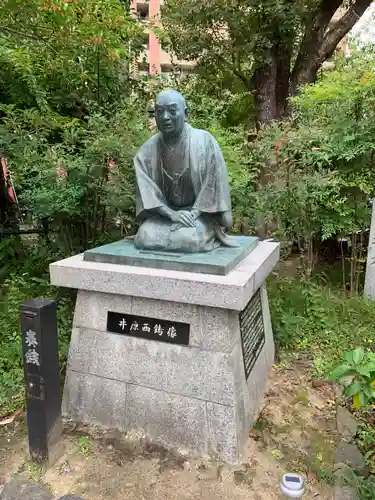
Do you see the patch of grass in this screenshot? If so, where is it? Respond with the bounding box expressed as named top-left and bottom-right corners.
top-left (353, 475), bottom-right (375, 499)
top-left (268, 274), bottom-right (375, 376)
top-left (309, 461), bottom-right (335, 485)
top-left (27, 462), bottom-right (44, 483)
top-left (76, 435), bottom-right (91, 457)
top-left (356, 416), bottom-right (375, 475)
top-left (252, 415), bottom-right (271, 433)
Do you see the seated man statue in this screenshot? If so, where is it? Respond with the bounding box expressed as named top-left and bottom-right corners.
top-left (134, 89), bottom-right (238, 253)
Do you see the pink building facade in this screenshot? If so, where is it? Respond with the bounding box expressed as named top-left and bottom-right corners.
top-left (130, 0), bottom-right (194, 76)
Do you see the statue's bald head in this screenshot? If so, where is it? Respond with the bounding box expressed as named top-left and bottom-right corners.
top-left (156, 89), bottom-right (186, 109)
top-left (155, 89), bottom-right (187, 138)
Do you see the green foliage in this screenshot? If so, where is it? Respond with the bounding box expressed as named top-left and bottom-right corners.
top-left (354, 475), bottom-right (375, 500)
top-left (329, 348), bottom-right (375, 408)
top-left (163, 0), bottom-right (371, 122)
top-left (0, 1), bottom-right (149, 418)
top-left (0, 237), bottom-right (22, 281)
top-left (268, 275), bottom-right (375, 376)
top-left (357, 421), bottom-right (375, 476)
top-left (0, 0), bottom-right (152, 253)
top-left (76, 435), bottom-right (92, 457)
top-left (1, 100), bottom-right (149, 252)
top-left (0, 0), bottom-right (143, 111)
top-left (246, 50), bottom-right (375, 283)
top-left (177, 75), bottom-right (256, 128)
top-left (163, 0), bottom-right (302, 88)
top-left (0, 273), bottom-right (73, 416)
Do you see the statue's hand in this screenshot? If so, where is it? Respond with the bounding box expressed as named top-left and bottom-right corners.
top-left (170, 210), bottom-right (196, 228)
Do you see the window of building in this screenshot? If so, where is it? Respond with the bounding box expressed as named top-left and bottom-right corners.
top-left (161, 65), bottom-right (174, 74)
top-left (141, 33), bottom-right (149, 50)
top-left (138, 9), bottom-right (148, 21)
top-left (137, 2), bottom-right (149, 21)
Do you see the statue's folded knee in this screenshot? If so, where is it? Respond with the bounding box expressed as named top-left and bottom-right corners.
top-left (134, 224), bottom-right (147, 248)
top-left (216, 211), bottom-right (232, 228)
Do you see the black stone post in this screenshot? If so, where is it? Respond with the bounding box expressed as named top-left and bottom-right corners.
top-left (20, 299), bottom-right (62, 464)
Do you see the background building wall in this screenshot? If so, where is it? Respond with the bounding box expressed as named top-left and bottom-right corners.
top-left (130, 0), bottom-right (194, 76)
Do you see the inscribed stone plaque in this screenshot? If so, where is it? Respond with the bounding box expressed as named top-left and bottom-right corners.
top-left (240, 289), bottom-right (265, 379)
top-left (107, 311), bottom-right (190, 346)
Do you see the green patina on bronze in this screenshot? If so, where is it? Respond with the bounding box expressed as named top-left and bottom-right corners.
top-left (84, 236), bottom-right (258, 276)
top-left (134, 89), bottom-right (239, 253)
top-left (84, 89), bottom-right (258, 274)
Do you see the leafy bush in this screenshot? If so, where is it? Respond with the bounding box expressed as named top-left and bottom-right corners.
top-left (247, 50), bottom-right (375, 283)
top-left (0, 0), bottom-right (143, 112)
top-left (268, 275), bottom-right (375, 376)
top-left (329, 347), bottom-right (375, 408)
top-left (0, 274), bottom-right (73, 416)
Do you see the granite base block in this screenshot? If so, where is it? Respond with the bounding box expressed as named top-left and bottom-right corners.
top-left (126, 384), bottom-right (208, 454)
top-left (66, 327), bottom-right (236, 405)
top-left (54, 241), bottom-right (280, 464)
top-left (62, 371), bottom-right (127, 430)
top-left (50, 241), bottom-right (280, 310)
top-left (62, 284), bottom-right (275, 464)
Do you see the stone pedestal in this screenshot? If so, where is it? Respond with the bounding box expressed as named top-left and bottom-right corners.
top-left (50, 240), bottom-right (279, 464)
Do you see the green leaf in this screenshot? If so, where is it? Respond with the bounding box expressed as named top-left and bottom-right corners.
top-left (328, 364), bottom-right (353, 380)
top-left (343, 351), bottom-right (354, 364)
top-left (353, 393), bottom-right (361, 408)
top-left (357, 362), bottom-right (375, 377)
top-left (362, 385), bottom-right (374, 398)
top-left (352, 347), bottom-right (365, 365)
top-left (357, 366), bottom-right (372, 377)
top-left (344, 380), bottom-right (362, 398)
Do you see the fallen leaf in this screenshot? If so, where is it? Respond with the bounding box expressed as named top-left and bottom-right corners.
top-left (0, 416), bottom-right (14, 426)
top-left (353, 393), bottom-right (361, 409)
top-left (0, 409), bottom-right (24, 426)
top-left (307, 470), bottom-right (317, 484)
top-left (311, 379), bottom-right (325, 388)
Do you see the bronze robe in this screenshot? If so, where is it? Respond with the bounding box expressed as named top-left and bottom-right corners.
top-left (134, 124), bottom-right (233, 253)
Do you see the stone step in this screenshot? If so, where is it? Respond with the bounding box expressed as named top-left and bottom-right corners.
top-left (0, 480), bottom-right (83, 500)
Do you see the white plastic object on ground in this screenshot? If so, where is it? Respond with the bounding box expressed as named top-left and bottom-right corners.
top-left (280, 473), bottom-right (305, 498)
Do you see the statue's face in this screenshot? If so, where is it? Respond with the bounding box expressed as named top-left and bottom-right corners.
top-left (155, 92), bottom-right (186, 138)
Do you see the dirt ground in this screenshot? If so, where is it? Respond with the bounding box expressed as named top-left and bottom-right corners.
top-left (0, 358), bottom-right (338, 500)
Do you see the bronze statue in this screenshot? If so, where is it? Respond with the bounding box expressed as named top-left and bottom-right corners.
top-left (134, 89), bottom-right (237, 253)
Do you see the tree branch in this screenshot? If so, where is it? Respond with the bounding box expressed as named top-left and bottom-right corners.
top-left (231, 51), bottom-right (252, 91)
top-left (0, 25), bottom-right (59, 54)
top-left (291, 0), bottom-right (343, 92)
top-left (0, 25), bottom-right (49, 42)
top-left (319, 0), bottom-right (372, 60)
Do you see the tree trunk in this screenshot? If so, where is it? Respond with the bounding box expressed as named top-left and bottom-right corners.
top-left (251, 42), bottom-right (291, 126)
top-left (290, 0), bottom-right (342, 94)
top-left (251, 57), bottom-right (278, 126)
top-left (275, 41), bottom-right (292, 118)
top-left (251, 43), bottom-right (291, 238)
